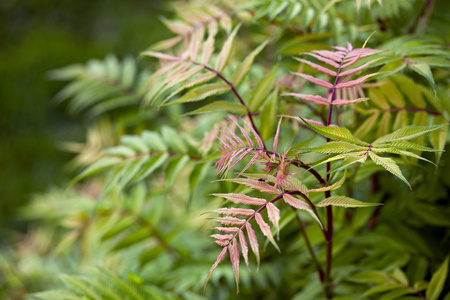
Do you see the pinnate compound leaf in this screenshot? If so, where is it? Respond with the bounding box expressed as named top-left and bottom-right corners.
top-left (316, 196), bottom-right (381, 208)
top-left (283, 194), bottom-right (323, 229)
top-left (426, 256), bottom-right (449, 300)
top-left (212, 193), bottom-right (267, 205)
top-left (204, 247), bottom-right (228, 291)
top-left (368, 152), bottom-right (410, 188)
top-left (373, 124), bottom-right (448, 144)
top-left (301, 117), bottom-right (368, 145)
top-left (216, 178), bottom-right (281, 194)
top-left (255, 213), bottom-right (280, 252)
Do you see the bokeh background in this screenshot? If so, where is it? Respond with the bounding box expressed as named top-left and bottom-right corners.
top-left (0, 0), bottom-right (169, 230)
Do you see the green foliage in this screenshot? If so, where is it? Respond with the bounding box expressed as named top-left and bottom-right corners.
top-left (3, 0), bottom-right (450, 300)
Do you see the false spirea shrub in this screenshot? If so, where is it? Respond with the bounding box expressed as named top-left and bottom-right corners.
top-left (30, 1), bottom-right (450, 300)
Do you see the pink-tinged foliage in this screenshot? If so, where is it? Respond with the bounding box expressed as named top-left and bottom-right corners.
top-left (291, 72), bottom-right (333, 89)
top-left (229, 238), bottom-right (240, 292)
top-left (219, 178), bottom-right (282, 194)
top-left (213, 193), bottom-right (267, 205)
top-left (293, 37), bottom-right (382, 106)
top-left (255, 213), bottom-right (280, 252)
top-left (214, 227), bottom-right (240, 233)
top-left (335, 73), bottom-right (380, 88)
top-left (210, 234), bottom-right (234, 240)
top-left (212, 207), bottom-right (255, 216)
top-left (273, 117), bottom-right (282, 152)
top-left (239, 231), bottom-right (250, 270)
top-left (245, 222), bottom-right (260, 268)
top-left (293, 57), bottom-right (337, 76)
top-left (211, 216), bottom-right (246, 226)
top-left (266, 202), bottom-right (281, 236)
top-left (204, 246), bottom-right (227, 291)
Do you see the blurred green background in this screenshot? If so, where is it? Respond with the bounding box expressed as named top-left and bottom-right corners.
top-left (0, 0), bottom-right (169, 231)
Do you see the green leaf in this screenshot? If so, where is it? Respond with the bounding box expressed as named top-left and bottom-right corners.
top-left (249, 66), bottom-right (278, 111)
top-left (165, 83), bottom-right (230, 105)
top-left (300, 141), bottom-right (367, 154)
top-left (32, 290), bottom-right (81, 300)
top-left (301, 118), bottom-right (368, 145)
top-left (165, 155), bottom-right (190, 191)
top-left (431, 116), bottom-right (449, 163)
top-left (60, 275), bottom-right (102, 300)
top-left (117, 156), bottom-right (150, 193)
top-left (373, 124), bottom-right (448, 144)
top-left (133, 153), bottom-right (170, 183)
top-left (142, 131), bottom-right (167, 152)
top-left (215, 24), bottom-right (241, 72)
top-left (307, 170), bottom-right (346, 193)
top-left (231, 39), bottom-right (270, 86)
top-left (260, 89), bottom-right (278, 140)
top-left (121, 135), bottom-right (149, 153)
top-left (69, 157), bottom-right (122, 186)
top-left (316, 196), bottom-right (381, 208)
top-left (161, 126), bottom-right (188, 153)
top-left (409, 63), bottom-right (435, 92)
top-left (426, 256), bottom-right (449, 300)
top-left (183, 100), bottom-right (247, 116)
top-left (368, 152), bottom-right (410, 188)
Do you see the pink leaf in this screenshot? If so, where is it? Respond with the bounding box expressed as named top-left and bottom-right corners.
top-left (245, 120), bottom-right (265, 148)
top-left (228, 238), bottom-right (240, 292)
top-left (245, 222), bottom-right (260, 269)
top-left (332, 98), bottom-right (369, 105)
top-left (214, 240), bottom-right (229, 247)
top-left (213, 193), bottom-right (267, 206)
top-left (273, 117), bottom-right (282, 152)
top-left (143, 51), bottom-right (182, 62)
top-left (291, 72), bottom-right (333, 89)
top-left (226, 127), bottom-right (246, 148)
top-left (210, 234), bottom-right (234, 241)
top-left (339, 57), bottom-right (385, 76)
top-left (283, 194), bottom-right (323, 229)
top-left (291, 116), bottom-right (327, 127)
top-left (293, 57), bottom-right (337, 76)
top-left (214, 227), bottom-right (240, 233)
top-left (284, 93), bottom-right (329, 105)
top-left (204, 247), bottom-right (228, 291)
top-left (237, 150), bottom-right (262, 177)
top-left (212, 207), bottom-right (255, 217)
top-left (335, 73), bottom-right (380, 88)
top-left (239, 231), bottom-right (250, 271)
top-left (311, 50), bottom-right (345, 62)
top-left (255, 213), bottom-right (280, 252)
top-left (230, 119), bottom-right (254, 147)
top-left (305, 53), bottom-right (340, 68)
top-left (220, 178), bottom-right (282, 195)
top-left (211, 216), bottom-right (246, 226)
top-left (266, 203), bottom-right (281, 236)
